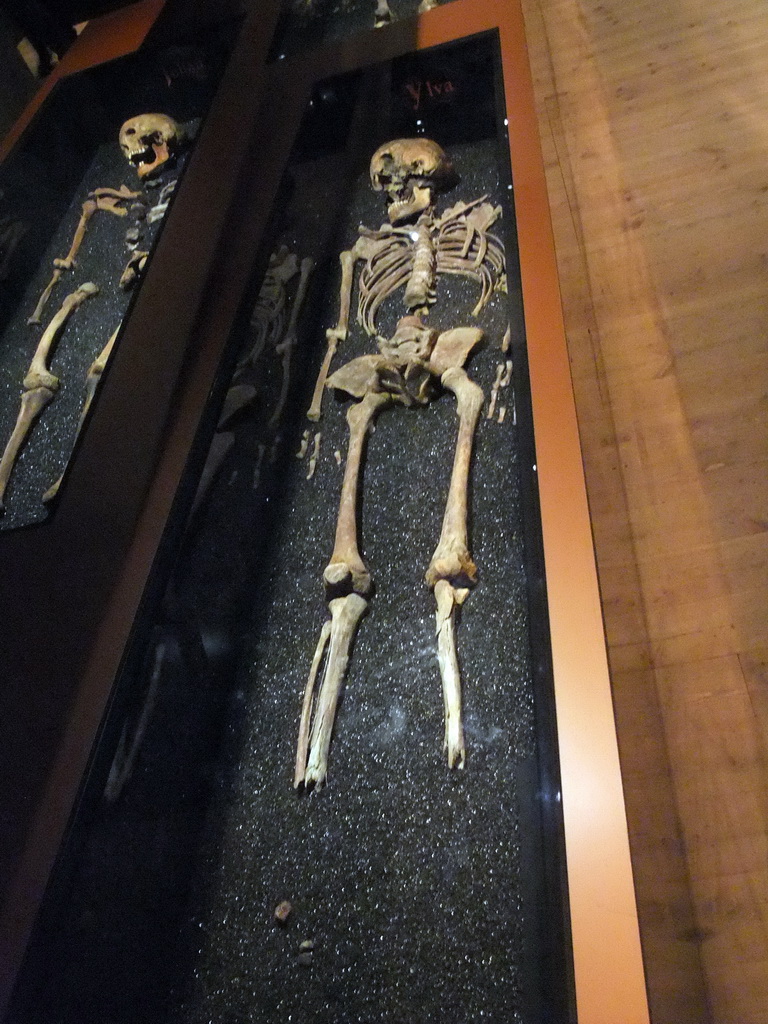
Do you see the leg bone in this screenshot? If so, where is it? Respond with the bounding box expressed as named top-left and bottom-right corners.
top-left (295, 388), bottom-right (389, 787)
top-left (426, 367), bottom-right (484, 767)
top-left (426, 367), bottom-right (484, 588)
top-left (43, 323), bottom-right (119, 504)
top-left (295, 619), bottom-right (331, 788)
top-left (24, 282), bottom-right (99, 391)
top-left (301, 593), bottom-right (369, 788)
top-left (434, 580), bottom-right (468, 769)
top-left (324, 390), bottom-right (390, 597)
top-left (0, 387), bottom-right (55, 510)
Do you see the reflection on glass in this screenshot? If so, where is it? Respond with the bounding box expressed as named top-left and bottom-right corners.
top-left (273, 0), bottom-right (460, 57)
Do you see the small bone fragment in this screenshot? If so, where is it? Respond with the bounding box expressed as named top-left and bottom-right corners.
top-left (434, 580), bottom-right (468, 768)
top-left (296, 429), bottom-right (310, 459)
top-left (27, 267), bottom-right (62, 325)
top-left (486, 362), bottom-right (504, 421)
top-left (119, 251), bottom-right (148, 290)
top-left (374, 0), bottom-right (392, 26)
top-left (306, 431), bottom-right (321, 480)
top-left (147, 180), bottom-right (177, 223)
top-left (334, 449), bottom-right (342, 466)
top-left (24, 282), bottom-right (99, 391)
top-left (501, 324), bottom-right (511, 353)
top-left (103, 639), bottom-right (165, 803)
top-left (269, 256), bottom-right (314, 429)
top-left (274, 900), bottom-right (292, 924)
top-left (500, 360), bottom-right (513, 388)
top-left (497, 405), bottom-right (507, 424)
top-left (295, 619), bottom-right (331, 788)
top-left (43, 323), bottom-right (120, 503)
top-left (0, 387), bottom-right (54, 510)
top-left (302, 593), bottom-right (369, 788)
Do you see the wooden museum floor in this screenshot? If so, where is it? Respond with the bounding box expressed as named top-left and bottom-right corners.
top-left (521, 0), bottom-right (768, 1020)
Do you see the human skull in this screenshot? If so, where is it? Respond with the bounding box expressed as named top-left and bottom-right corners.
top-left (370, 139), bottom-right (456, 224)
top-left (119, 114), bottom-right (181, 179)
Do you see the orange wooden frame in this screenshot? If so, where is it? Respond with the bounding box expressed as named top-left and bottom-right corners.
top-left (414, 3), bottom-right (650, 1021)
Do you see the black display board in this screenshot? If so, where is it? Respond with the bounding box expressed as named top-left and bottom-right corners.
top-left (6, 28), bottom-right (573, 1024)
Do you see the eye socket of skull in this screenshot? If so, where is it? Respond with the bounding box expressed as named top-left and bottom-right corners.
top-left (118, 114), bottom-right (181, 179)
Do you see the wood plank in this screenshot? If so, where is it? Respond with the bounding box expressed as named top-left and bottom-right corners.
top-left (521, 0), bottom-right (768, 1018)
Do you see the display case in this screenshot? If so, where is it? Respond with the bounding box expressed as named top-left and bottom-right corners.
top-left (0, 34), bottom-right (239, 530)
top-left (1, 3), bottom-right (649, 1023)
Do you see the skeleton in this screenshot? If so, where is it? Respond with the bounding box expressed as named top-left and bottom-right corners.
top-left (294, 139), bottom-right (506, 788)
top-left (0, 283), bottom-right (99, 510)
top-left (35, 117), bottom-right (181, 507)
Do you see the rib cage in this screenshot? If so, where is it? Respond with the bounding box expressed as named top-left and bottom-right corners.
top-left (354, 199), bottom-right (505, 339)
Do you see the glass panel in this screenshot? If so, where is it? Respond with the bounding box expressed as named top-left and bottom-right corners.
top-left (272, 0), bottom-right (462, 58)
top-left (0, 36), bottom-right (232, 530)
top-left (8, 32), bottom-right (572, 1024)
